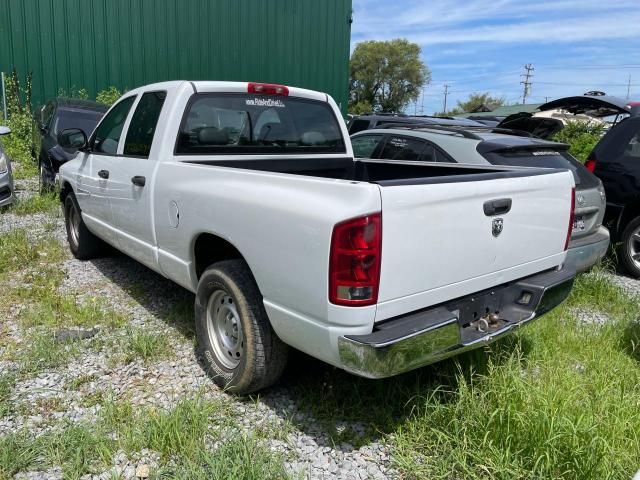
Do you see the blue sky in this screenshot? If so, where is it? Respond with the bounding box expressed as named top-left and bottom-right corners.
top-left (351, 0), bottom-right (640, 114)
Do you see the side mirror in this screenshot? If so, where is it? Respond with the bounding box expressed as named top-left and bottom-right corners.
top-left (58, 128), bottom-right (87, 150)
top-left (0, 126), bottom-right (11, 136)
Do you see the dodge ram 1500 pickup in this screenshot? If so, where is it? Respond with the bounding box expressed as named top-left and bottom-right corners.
top-left (58, 81), bottom-right (576, 394)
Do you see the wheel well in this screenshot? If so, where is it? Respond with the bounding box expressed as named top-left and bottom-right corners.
top-left (619, 202), bottom-right (640, 237)
top-left (59, 181), bottom-right (73, 204)
top-left (193, 233), bottom-right (243, 279)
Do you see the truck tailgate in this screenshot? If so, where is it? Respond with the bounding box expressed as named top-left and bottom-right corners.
top-left (376, 169), bottom-right (573, 321)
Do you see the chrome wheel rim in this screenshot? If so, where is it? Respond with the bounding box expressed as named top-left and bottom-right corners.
top-left (69, 204), bottom-right (81, 247)
top-left (206, 290), bottom-right (243, 369)
top-left (629, 225), bottom-right (640, 269)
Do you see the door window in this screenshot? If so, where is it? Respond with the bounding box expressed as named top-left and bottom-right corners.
top-left (351, 135), bottom-right (382, 158)
top-left (379, 136), bottom-right (426, 161)
top-left (92, 96), bottom-right (136, 155)
top-left (124, 91), bottom-right (167, 157)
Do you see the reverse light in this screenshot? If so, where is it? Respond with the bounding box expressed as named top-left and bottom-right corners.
top-left (329, 213), bottom-right (382, 306)
top-left (565, 187), bottom-right (575, 251)
top-left (247, 82), bottom-right (289, 96)
top-left (0, 153), bottom-right (7, 174)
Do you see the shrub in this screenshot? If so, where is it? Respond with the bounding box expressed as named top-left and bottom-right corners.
top-left (57, 86), bottom-right (89, 100)
top-left (96, 86), bottom-right (122, 106)
top-left (1, 68), bottom-right (39, 169)
top-left (552, 120), bottom-right (606, 162)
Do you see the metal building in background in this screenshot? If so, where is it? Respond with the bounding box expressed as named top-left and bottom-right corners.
top-left (0, 0), bottom-right (352, 112)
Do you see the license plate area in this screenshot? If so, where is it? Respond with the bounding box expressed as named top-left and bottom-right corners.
top-left (458, 290), bottom-right (511, 344)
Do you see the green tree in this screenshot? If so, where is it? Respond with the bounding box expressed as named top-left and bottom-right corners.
top-left (349, 39), bottom-right (430, 113)
top-left (456, 92), bottom-right (505, 113)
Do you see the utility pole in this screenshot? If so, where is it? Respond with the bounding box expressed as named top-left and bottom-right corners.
top-left (420, 86), bottom-right (425, 115)
top-left (443, 84), bottom-right (450, 114)
top-left (627, 75), bottom-right (632, 100)
top-left (520, 64), bottom-right (534, 104)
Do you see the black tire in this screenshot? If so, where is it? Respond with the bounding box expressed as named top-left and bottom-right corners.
top-left (195, 259), bottom-right (288, 394)
top-left (63, 192), bottom-right (107, 260)
top-left (39, 160), bottom-right (55, 193)
top-left (619, 216), bottom-right (640, 278)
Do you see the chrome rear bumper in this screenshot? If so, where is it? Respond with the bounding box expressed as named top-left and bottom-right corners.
top-left (338, 266), bottom-right (575, 379)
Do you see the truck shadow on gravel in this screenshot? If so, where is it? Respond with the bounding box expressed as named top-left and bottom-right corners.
top-left (89, 251), bottom-right (534, 450)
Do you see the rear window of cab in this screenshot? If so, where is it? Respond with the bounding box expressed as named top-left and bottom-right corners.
top-left (175, 93), bottom-right (346, 155)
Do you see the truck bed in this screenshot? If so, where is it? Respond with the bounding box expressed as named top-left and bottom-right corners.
top-left (185, 157), bottom-right (559, 185)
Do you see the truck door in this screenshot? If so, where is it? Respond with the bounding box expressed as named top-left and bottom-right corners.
top-left (107, 91), bottom-right (167, 270)
top-left (76, 95), bottom-right (137, 246)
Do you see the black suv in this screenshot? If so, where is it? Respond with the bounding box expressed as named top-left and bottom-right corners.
top-left (347, 113), bottom-right (486, 135)
top-left (38, 98), bottom-right (108, 190)
top-left (589, 112), bottom-right (640, 276)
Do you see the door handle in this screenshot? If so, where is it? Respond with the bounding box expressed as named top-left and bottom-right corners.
top-left (484, 198), bottom-right (512, 216)
top-left (98, 169), bottom-right (109, 179)
top-left (131, 175), bottom-right (146, 187)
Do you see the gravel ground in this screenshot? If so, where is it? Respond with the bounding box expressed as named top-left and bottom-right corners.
top-left (1, 176), bottom-right (397, 479)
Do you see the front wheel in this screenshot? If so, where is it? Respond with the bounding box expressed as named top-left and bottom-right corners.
top-left (195, 260), bottom-right (288, 394)
top-left (64, 193), bottom-right (107, 260)
top-left (619, 216), bottom-right (640, 278)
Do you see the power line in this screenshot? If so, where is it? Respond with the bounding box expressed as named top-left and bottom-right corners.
top-left (520, 64), bottom-right (534, 104)
top-left (443, 84), bottom-right (450, 113)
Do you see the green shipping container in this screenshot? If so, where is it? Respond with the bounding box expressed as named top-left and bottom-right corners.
top-left (0, 0), bottom-right (352, 112)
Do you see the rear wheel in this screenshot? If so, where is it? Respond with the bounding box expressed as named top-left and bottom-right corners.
top-left (39, 160), bottom-right (55, 193)
top-left (64, 192), bottom-right (107, 260)
top-left (195, 259), bottom-right (288, 394)
top-left (619, 216), bottom-right (640, 278)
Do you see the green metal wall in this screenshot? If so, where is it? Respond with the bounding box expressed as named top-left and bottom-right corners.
top-left (0, 0), bottom-right (352, 112)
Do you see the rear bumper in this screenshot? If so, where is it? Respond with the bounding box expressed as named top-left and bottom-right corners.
top-left (338, 266), bottom-right (575, 379)
top-left (565, 226), bottom-right (610, 273)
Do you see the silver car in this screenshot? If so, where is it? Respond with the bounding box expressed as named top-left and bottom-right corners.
top-left (0, 126), bottom-right (14, 208)
top-left (351, 125), bottom-right (609, 272)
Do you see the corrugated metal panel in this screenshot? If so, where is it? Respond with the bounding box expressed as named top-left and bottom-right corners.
top-left (0, 0), bottom-right (352, 112)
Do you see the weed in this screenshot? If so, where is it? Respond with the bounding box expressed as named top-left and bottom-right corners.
top-left (0, 230), bottom-right (64, 276)
top-left (124, 329), bottom-right (171, 364)
top-left (9, 193), bottom-right (60, 216)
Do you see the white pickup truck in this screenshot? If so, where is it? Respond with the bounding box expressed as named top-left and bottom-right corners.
top-left (58, 81), bottom-right (576, 394)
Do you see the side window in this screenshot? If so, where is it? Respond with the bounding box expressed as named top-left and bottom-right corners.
top-left (379, 136), bottom-right (426, 161)
top-left (42, 103), bottom-right (55, 128)
top-left (348, 119), bottom-right (370, 134)
top-left (435, 147), bottom-right (455, 163)
top-left (421, 144), bottom-right (436, 162)
top-left (351, 135), bottom-right (382, 158)
top-left (92, 96), bottom-right (136, 155)
top-left (124, 91), bottom-right (167, 157)
top-left (623, 127), bottom-right (640, 160)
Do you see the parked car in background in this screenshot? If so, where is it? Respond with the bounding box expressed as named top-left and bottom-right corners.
top-left (351, 125), bottom-right (609, 272)
top-left (0, 126), bottom-right (15, 208)
top-left (38, 98), bottom-right (108, 191)
top-left (347, 113), bottom-right (487, 134)
top-left (588, 114), bottom-right (640, 277)
top-left (58, 80), bottom-right (576, 393)
top-left (496, 93), bottom-right (632, 140)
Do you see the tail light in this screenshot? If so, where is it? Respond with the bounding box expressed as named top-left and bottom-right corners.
top-left (247, 82), bottom-right (289, 96)
top-left (565, 187), bottom-right (575, 251)
top-left (329, 213), bottom-right (382, 306)
top-left (584, 158), bottom-right (596, 173)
